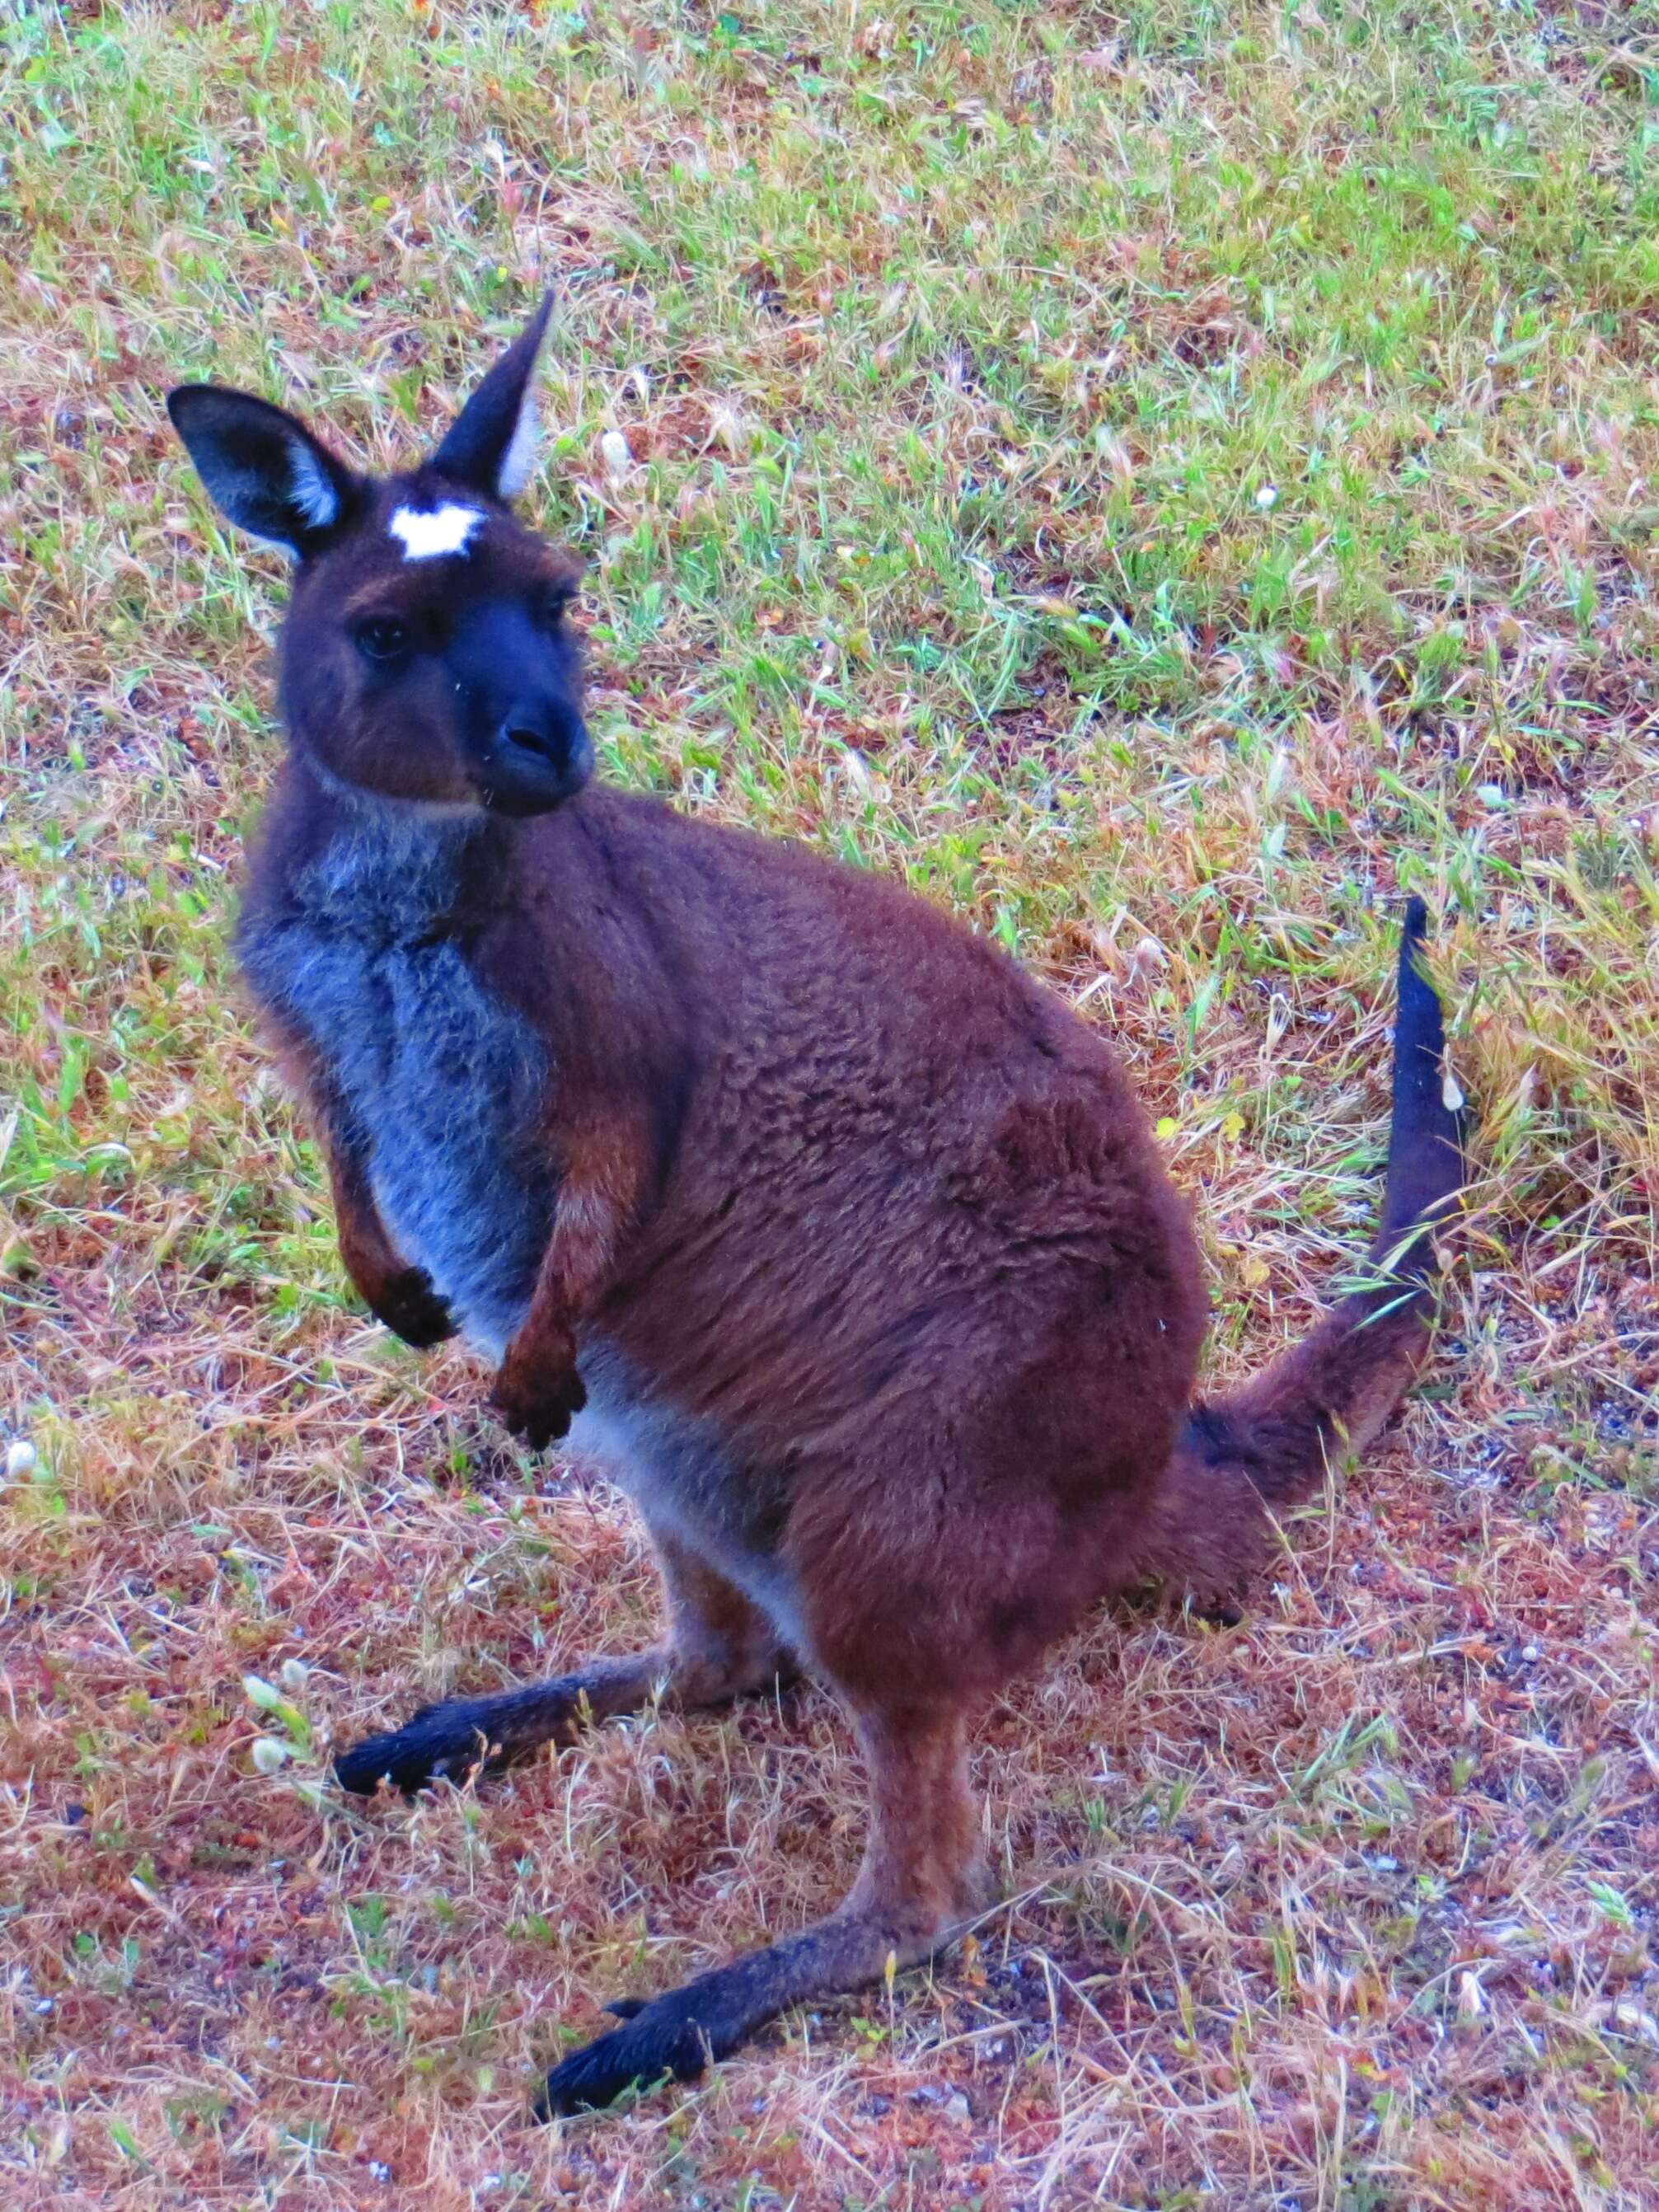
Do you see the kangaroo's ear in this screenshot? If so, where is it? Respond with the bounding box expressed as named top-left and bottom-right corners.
top-left (429, 294), bottom-right (553, 503)
top-left (167, 387), bottom-right (360, 559)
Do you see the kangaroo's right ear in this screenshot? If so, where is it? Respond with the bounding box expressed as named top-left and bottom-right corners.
top-left (166, 387), bottom-right (361, 559)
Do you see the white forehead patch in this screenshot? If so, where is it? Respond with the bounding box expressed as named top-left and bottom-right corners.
top-left (388, 502), bottom-right (484, 561)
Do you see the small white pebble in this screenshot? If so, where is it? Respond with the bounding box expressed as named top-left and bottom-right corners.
top-left (839, 747), bottom-right (874, 795)
top-left (6, 1439), bottom-right (37, 1480)
top-left (1254, 484), bottom-right (1277, 509)
top-left (1476, 784), bottom-right (1507, 808)
top-left (599, 429), bottom-right (633, 482)
top-left (35, 1997), bottom-right (54, 2015)
top-left (368, 2163), bottom-right (392, 2185)
top-left (1442, 1071), bottom-right (1465, 1113)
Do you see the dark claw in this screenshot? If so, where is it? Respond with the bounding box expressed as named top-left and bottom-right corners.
top-left (334, 1695), bottom-right (502, 1797)
top-left (533, 2008), bottom-right (710, 2121)
top-left (373, 1268), bottom-right (457, 1350)
top-left (492, 1368), bottom-right (588, 1452)
top-left (1195, 1600), bottom-right (1244, 1629)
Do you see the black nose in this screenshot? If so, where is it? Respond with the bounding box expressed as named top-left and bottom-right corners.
top-left (482, 705), bottom-right (593, 817)
top-left (502, 715), bottom-right (573, 770)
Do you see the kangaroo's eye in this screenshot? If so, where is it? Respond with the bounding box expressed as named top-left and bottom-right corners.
top-left (354, 616), bottom-right (410, 663)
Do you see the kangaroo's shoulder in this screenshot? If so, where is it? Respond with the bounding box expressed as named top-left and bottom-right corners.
top-left (551, 780), bottom-right (1029, 989)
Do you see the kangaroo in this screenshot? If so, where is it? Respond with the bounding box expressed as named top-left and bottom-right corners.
top-left (167, 302), bottom-right (1465, 2117)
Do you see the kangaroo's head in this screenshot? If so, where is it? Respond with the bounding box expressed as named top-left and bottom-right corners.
top-left (166, 299), bottom-right (589, 818)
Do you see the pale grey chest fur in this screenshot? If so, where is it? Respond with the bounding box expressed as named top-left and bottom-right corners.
top-left (238, 811), bottom-right (554, 1356)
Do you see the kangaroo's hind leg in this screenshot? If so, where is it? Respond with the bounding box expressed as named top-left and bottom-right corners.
top-left (335, 1528), bottom-right (798, 1796)
top-left (536, 1698), bottom-right (988, 2116)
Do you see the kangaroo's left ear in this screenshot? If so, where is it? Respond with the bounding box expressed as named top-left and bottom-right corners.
top-left (430, 294), bottom-right (553, 503)
top-left (166, 385), bottom-right (363, 560)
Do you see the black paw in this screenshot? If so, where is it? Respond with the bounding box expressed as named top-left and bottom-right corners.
top-left (533, 2004), bottom-right (710, 2120)
top-left (373, 1269), bottom-right (457, 1350)
top-left (335, 1695), bottom-right (503, 1797)
top-left (490, 1366), bottom-right (588, 1452)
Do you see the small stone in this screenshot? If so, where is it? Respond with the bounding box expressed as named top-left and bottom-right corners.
top-left (599, 429), bottom-right (633, 482)
top-left (1126, 934), bottom-right (1168, 989)
top-left (5, 1439), bottom-right (37, 1480)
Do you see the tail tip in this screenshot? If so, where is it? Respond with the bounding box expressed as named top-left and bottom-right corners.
top-left (1394, 893), bottom-right (1444, 1029)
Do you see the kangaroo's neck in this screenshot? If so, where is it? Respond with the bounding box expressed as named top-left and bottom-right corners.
top-left (246, 754), bottom-right (523, 948)
top-left (239, 758), bottom-right (698, 1161)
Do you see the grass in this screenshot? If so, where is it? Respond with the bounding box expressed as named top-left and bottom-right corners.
top-left (2, 0), bottom-right (1657, 2204)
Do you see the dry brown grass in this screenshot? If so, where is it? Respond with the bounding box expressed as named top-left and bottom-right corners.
top-left (3, 2), bottom-right (1657, 2205)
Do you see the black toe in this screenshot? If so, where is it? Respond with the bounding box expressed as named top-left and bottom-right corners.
top-left (334, 1732), bottom-right (437, 1796)
top-left (532, 2015), bottom-right (708, 2120)
top-left (334, 1699), bottom-right (497, 1797)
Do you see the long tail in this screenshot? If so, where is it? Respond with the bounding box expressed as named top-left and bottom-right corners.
top-left (1136, 897), bottom-right (1468, 1610)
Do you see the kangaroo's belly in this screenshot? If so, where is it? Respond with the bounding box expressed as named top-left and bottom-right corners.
top-left (259, 916), bottom-right (808, 1641)
top-left (569, 1336), bottom-right (808, 1656)
top-left (570, 1336), bottom-right (809, 1654)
